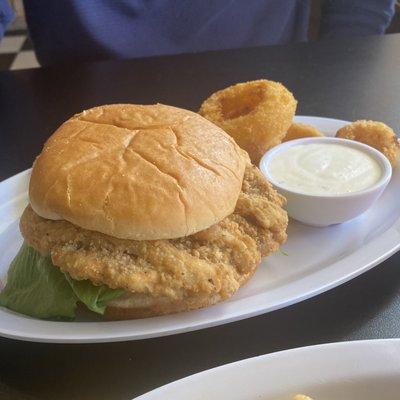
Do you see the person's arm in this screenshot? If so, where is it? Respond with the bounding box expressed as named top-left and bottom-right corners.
top-left (0, 0), bottom-right (14, 39)
top-left (319, 0), bottom-right (396, 38)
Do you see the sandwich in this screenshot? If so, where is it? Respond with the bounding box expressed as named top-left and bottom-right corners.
top-left (0, 104), bottom-right (288, 320)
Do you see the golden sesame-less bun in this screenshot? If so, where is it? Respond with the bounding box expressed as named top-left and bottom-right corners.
top-left (105, 291), bottom-right (224, 320)
top-left (199, 80), bottom-right (297, 164)
top-left (29, 104), bottom-right (247, 240)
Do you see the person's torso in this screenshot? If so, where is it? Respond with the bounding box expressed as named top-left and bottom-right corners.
top-left (24, 0), bottom-right (311, 65)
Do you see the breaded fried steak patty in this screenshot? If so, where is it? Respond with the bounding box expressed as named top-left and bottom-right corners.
top-left (21, 165), bottom-right (287, 319)
top-left (0, 104), bottom-right (288, 320)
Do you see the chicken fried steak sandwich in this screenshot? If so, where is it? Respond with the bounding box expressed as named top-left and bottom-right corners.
top-left (0, 104), bottom-right (288, 320)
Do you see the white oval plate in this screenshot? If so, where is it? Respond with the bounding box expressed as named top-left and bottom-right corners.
top-left (0, 116), bottom-right (399, 343)
top-left (134, 339), bottom-right (400, 399)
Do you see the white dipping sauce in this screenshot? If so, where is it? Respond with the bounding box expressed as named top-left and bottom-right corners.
top-left (268, 143), bottom-right (382, 195)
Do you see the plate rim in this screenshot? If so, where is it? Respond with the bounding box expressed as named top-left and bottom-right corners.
top-left (0, 115), bottom-right (399, 343)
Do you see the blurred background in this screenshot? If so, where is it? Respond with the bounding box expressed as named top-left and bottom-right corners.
top-left (0, 0), bottom-right (399, 71)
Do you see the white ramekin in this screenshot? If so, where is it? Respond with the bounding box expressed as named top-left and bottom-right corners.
top-left (259, 137), bottom-right (392, 227)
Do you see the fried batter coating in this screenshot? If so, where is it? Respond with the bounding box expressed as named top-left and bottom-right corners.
top-left (336, 120), bottom-right (399, 167)
top-left (20, 165), bottom-right (288, 318)
top-left (283, 123), bottom-right (324, 142)
top-left (199, 80), bottom-right (297, 164)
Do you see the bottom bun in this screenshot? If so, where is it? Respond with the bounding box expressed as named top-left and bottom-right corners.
top-left (105, 270), bottom-right (257, 320)
top-left (105, 293), bottom-right (222, 320)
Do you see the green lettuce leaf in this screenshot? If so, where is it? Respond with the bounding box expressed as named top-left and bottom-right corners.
top-left (0, 243), bottom-right (77, 319)
top-left (0, 243), bottom-right (125, 319)
top-left (65, 275), bottom-right (125, 314)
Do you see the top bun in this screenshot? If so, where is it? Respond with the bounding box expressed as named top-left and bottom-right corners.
top-left (29, 104), bottom-right (247, 240)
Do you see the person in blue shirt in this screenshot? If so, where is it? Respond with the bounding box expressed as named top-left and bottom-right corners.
top-left (0, 0), bottom-right (13, 38)
top-left (0, 0), bottom-right (396, 66)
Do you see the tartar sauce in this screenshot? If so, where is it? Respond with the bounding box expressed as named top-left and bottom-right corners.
top-left (268, 143), bottom-right (382, 195)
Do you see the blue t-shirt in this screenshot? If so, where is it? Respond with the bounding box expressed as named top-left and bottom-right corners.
top-left (0, 0), bottom-right (14, 38)
top-left (18, 0), bottom-right (396, 66)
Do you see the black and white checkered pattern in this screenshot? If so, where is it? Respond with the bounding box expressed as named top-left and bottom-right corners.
top-left (0, 29), bottom-right (39, 71)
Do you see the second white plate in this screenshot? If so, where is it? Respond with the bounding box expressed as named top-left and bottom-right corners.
top-left (0, 116), bottom-right (399, 343)
top-left (134, 339), bottom-right (400, 399)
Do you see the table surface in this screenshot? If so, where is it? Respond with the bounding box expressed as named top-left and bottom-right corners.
top-left (0, 34), bottom-right (400, 400)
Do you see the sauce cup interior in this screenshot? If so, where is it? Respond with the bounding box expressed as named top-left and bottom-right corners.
top-left (259, 137), bottom-right (392, 199)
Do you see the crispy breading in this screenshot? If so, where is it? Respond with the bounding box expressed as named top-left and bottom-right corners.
top-left (283, 123), bottom-right (324, 142)
top-left (20, 165), bottom-right (287, 315)
top-left (199, 80), bottom-right (297, 164)
top-left (336, 120), bottom-right (399, 167)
